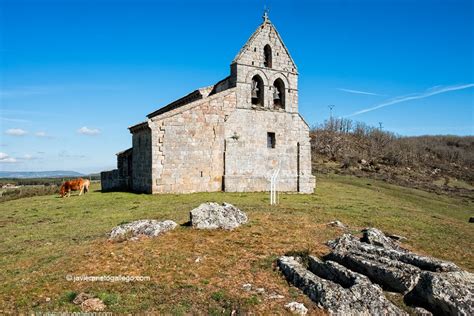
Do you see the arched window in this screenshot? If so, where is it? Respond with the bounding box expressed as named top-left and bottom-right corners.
top-left (251, 75), bottom-right (264, 106)
top-left (264, 45), bottom-right (272, 68)
top-left (273, 78), bottom-right (285, 109)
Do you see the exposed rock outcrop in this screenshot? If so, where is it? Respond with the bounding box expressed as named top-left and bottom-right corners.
top-left (405, 271), bottom-right (474, 315)
top-left (109, 219), bottom-right (177, 241)
top-left (279, 228), bottom-right (472, 315)
top-left (326, 249), bottom-right (421, 293)
top-left (190, 202), bottom-right (248, 230)
top-left (278, 256), bottom-right (405, 315)
top-left (328, 233), bottom-right (460, 273)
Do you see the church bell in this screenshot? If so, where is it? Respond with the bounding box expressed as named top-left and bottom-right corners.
top-left (251, 82), bottom-right (259, 98)
top-left (273, 89), bottom-right (280, 100)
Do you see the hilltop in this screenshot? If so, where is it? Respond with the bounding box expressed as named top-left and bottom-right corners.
top-left (310, 118), bottom-right (474, 198)
top-left (0, 171), bottom-right (84, 179)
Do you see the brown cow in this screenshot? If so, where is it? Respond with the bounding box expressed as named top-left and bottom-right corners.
top-left (59, 178), bottom-right (90, 197)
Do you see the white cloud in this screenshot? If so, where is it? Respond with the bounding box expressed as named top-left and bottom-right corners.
top-left (0, 84), bottom-right (124, 99)
top-left (36, 131), bottom-right (47, 137)
top-left (344, 83), bottom-right (474, 118)
top-left (0, 152), bottom-right (18, 163)
top-left (77, 126), bottom-right (101, 136)
top-left (0, 86), bottom-right (55, 98)
top-left (22, 154), bottom-right (35, 160)
top-left (59, 150), bottom-right (86, 159)
top-left (0, 117), bottom-right (30, 123)
top-left (31, 131), bottom-right (54, 139)
top-left (338, 88), bottom-right (384, 96)
top-left (5, 128), bottom-right (28, 136)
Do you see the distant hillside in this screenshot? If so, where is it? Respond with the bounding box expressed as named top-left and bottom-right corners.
top-left (0, 171), bottom-right (84, 179)
top-left (310, 118), bottom-right (474, 198)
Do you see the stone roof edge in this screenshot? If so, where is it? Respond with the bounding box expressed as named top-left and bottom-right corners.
top-left (297, 113), bottom-right (311, 129)
top-left (146, 76), bottom-right (233, 120)
top-left (128, 121), bottom-right (150, 133)
top-left (149, 87), bottom-right (237, 122)
top-left (116, 147), bottom-right (133, 156)
top-left (146, 89), bottom-right (203, 119)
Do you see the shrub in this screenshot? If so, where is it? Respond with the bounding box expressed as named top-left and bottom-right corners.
top-left (310, 118), bottom-right (474, 183)
top-left (0, 185), bottom-right (60, 202)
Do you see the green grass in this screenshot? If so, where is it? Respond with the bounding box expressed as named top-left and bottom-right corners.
top-left (0, 174), bottom-right (472, 314)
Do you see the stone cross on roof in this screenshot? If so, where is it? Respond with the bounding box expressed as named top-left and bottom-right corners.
top-left (263, 6), bottom-right (270, 22)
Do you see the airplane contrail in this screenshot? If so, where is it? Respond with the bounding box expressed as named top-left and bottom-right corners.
top-left (344, 83), bottom-right (474, 117)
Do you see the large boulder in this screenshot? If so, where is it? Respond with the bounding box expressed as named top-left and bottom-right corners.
top-left (405, 271), bottom-right (474, 315)
top-left (109, 219), bottom-right (177, 241)
top-left (277, 256), bottom-right (406, 315)
top-left (190, 202), bottom-right (248, 230)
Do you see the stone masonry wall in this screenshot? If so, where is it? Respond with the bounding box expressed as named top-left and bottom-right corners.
top-left (148, 88), bottom-right (237, 193)
top-left (145, 86), bottom-right (314, 194)
top-left (101, 169), bottom-right (128, 191)
top-left (224, 108), bottom-right (315, 193)
top-left (131, 128), bottom-right (152, 193)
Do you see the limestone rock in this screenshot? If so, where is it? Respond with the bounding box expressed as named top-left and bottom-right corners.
top-left (327, 220), bottom-right (346, 229)
top-left (267, 293), bottom-right (285, 299)
top-left (190, 202), bottom-right (248, 230)
top-left (361, 227), bottom-right (404, 250)
top-left (285, 302), bottom-right (308, 315)
top-left (242, 283), bottom-right (252, 291)
top-left (278, 256), bottom-right (406, 315)
top-left (81, 298), bottom-right (106, 312)
top-left (72, 292), bottom-right (93, 305)
top-left (325, 229), bottom-right (469, 314)
top-left (281, 229), bottom-right (471, 315)
top-left (386, 233), bottom-right (407, 242)
top-left (328, 233), bottom-right (460, 273)
top-left (326, 250), bottom-right (421, 293)
top-left (405, 271), bottom-right (474, 315)
top-left (109, 219), bottom-right (177, 241)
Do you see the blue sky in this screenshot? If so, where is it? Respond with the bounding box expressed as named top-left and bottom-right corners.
top-left (0, 0), bottom-right (473, 173)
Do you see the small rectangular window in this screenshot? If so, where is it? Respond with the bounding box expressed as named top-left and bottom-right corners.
top-left (267, 132), bottom-right (276, 148)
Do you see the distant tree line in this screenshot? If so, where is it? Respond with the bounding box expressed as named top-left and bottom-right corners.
top-left (0, 175), bottom-right (100, 187)
top-left (0, 175), bottom-right (101, 202)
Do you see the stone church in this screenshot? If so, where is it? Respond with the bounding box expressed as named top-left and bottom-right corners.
top-left (101, 13), bottom-right (316, 194)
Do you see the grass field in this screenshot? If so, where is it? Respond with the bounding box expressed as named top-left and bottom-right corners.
top-left (0, 174), bottom-right (472, 314)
